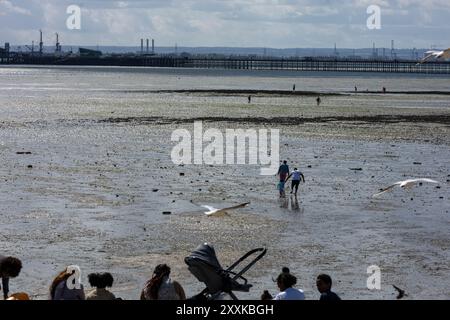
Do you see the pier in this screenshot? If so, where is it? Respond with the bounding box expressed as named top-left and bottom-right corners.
top-left (1, 51), bottom-right (449, 74)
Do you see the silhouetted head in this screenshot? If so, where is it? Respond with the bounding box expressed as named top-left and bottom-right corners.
top-left (316, 274), bottom-right (333, 293)
top-left (141, 264), bottom-right (172, 300)
top-left (88, 272), bottom-right (114, 289)
top-left (261, 290), bottom-right (273, 300)
top-left (294, 168), bottom-right (298, 171)
top-left (281, 267), bottom-right (290, 274)
top-left (153, 264), bottom-right (171, 278)
top-left (0, 257), bottom-right (22, 278)
top-left (276, 272), bottom-right (297, 291)
top-left (283, 160), bottom-right (287, 165)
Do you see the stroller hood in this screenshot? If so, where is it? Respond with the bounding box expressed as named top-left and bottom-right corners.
top-left (185, 243), bottom-right (222, 270)
top-left (185, 243), bottom-right (225, 295)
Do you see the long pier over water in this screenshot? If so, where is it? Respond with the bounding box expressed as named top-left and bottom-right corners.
top-left (1, 53), bottom-right (449, 74)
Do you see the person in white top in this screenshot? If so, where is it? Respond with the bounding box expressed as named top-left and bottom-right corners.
top-left (273, 271), bottom-right (305, 300)
top-left (285, 168), bottom-right (305, 195)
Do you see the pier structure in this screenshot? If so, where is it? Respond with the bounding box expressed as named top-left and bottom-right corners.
top-left (1, 50), bottom-right (449, 74)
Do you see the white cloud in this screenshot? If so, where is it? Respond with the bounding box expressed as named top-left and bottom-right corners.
top-left (0, 0), bottom-right (31, 15)
top-left (0, 0), bottom-right (448, 48)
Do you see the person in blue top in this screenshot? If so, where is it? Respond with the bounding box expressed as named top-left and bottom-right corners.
top-left (286, 168), bottom-right (305, 195)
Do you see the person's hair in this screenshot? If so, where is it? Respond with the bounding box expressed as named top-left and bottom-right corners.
top-left (294, 168), bottom-right (298, 171)
top-left (281, 267), bottom-right (290, 274)
top-left (0, 257), bottom-right (22, 277)
top-left (7, 292), bottom-right (30, 300)
top-left (317, 274), bottom-right (332, 287)
top-left (88, 272), bottom-right (114, 289)
top-left (142, 264), bottom-right (171, 300)
top-left (49, 268), bottom-right (72, 299)
top-left (283, 160), bottom-right (287, 164)
top-left (276, 272), bottom-right (297, 288)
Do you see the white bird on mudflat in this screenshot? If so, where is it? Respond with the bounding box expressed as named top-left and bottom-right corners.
top-left (373, 178), bottom-right (440, 197)
top-left (417, 48), bottom-right (450, 64)
top-left (201, 202), bottom-right (250, 216)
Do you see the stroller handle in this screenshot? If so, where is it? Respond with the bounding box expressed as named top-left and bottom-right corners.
top-left (226, 247), bottom-right (267, 281)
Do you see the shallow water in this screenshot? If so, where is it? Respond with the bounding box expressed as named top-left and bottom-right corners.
top-left (0, 66), bottom-right (449, 300)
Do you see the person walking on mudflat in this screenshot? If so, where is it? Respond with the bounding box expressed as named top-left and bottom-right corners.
top-left (278, 161), bottom-right (289, 180)
top-left (286, 168), bottom-right (305, 195)
top-left (277, 161), bottom-right (289, 198)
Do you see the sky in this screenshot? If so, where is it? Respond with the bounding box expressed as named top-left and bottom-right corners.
top-left (0, 0), bottom-right (449, 49)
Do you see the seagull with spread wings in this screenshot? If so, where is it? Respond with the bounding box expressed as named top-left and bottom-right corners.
top-left (417, 48), bottom-right (450, 64)
top-left (373, 178), bottom-right (440, 197)
top-left (201, 202), bottom-right (250, 216)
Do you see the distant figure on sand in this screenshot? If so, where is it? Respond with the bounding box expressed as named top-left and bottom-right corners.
top-left (86, 272), bottom-right (116, 300)
top-left (0, 255), bottom-right (22, 300)
top-left (316, 274), bottom-right (341, 301)
top-left (355, 86), bottom-right (357, 92)
top-left (248, 95), bottom-right (251, 103)
top-left (141, 264), bottom-right (186, 300)
top-left (316, 96), bottom-right (321, 106)
top-left (382, 87), bottom-right (386, 93)
top-left (293, 84), bottom-right (296, 91)
top-left (286, 168), bottom-right (305, 195)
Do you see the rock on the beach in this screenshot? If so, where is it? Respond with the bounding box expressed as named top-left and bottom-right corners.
top-left (162, 211), bottom-right (171, 215)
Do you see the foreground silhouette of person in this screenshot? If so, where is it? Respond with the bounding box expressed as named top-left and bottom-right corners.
top-left (316, 274), bottom-right (341, 301)
top-left (86, 272), bottom-right (116, 300)
top-left (140, 264), bottom-right (186, 300)
top-left (264, 269), bottom-right (305, 300)
top-left (0, 255), bottom-right (22, 300)
top-left (49, 267), bottom-right (85, 300)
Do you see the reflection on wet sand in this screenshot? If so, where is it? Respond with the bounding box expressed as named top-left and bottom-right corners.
top-left (279, 194), bottom-right (304, 213)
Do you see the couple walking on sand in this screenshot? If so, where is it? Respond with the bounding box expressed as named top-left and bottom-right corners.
top-left (277, 160), bottom-right (305, 198)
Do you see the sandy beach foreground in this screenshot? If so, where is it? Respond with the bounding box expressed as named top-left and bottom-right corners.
top-left (0, 67), bottom-right (449, 300)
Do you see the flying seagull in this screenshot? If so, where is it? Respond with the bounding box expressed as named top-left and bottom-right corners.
top-left (417, 48), bottom-right (450, 64)
top-left (201, 202), bottom-right (250, 216)
top-left (393, 285), bottom-right (407, 299)
top-left (373, 178), bottom-right (440, 197)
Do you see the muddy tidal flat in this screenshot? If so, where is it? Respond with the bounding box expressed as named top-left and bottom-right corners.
top-left (0, 66), bottom-right (449, 300)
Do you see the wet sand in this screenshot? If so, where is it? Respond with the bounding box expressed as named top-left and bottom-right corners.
top-left (0, 67), bottom-right (449, 300)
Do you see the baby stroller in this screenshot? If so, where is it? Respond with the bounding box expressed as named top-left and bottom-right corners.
top-left (185, 243), bottom-right (267, 300)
